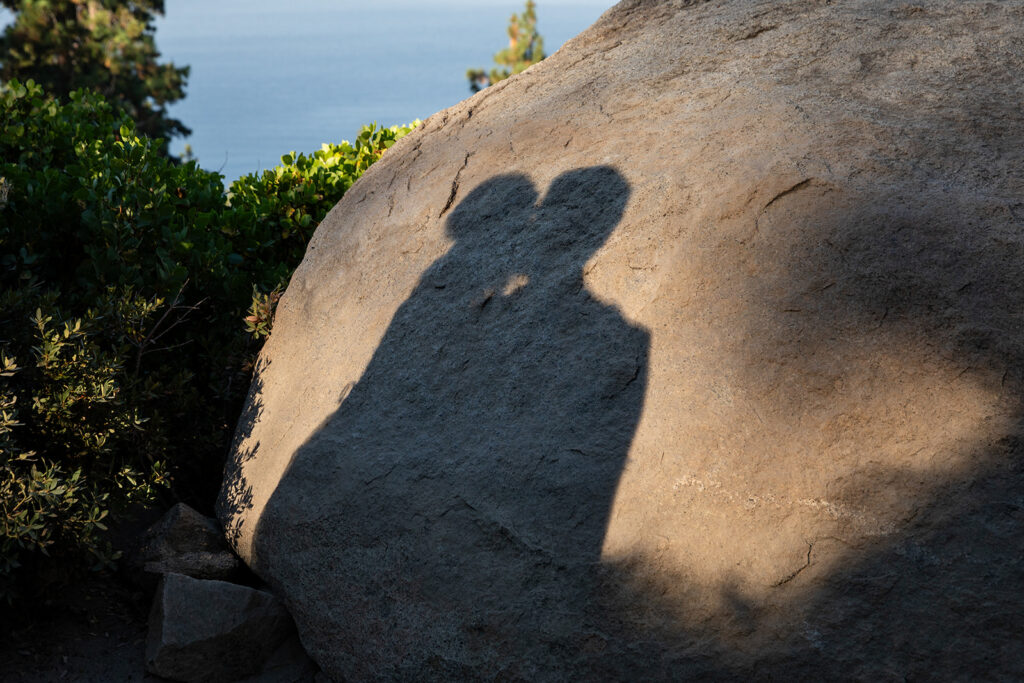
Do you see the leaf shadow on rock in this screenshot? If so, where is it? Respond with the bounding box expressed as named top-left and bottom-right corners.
top-left (698, 16), bottom-right (1024, 677)
top-left (219, 362), bottom-right (265, 550)
top-left (600, 179), bottom-right (1024, 679)
top-left (737, 186), bottom-right (1024, 679)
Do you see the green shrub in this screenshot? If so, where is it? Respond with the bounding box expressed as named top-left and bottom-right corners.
top-left (0, 78), bottom-right (419, 602)
top-left (0, 303), bottom-right (167, 602)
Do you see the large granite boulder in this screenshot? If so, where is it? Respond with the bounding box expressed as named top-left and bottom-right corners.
top-left (219, 0), bottom-right (1024, 678)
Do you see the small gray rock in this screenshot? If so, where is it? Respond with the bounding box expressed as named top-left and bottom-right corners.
top-left (146, 573), bottom-right (294, 682)
top-left (139, 503), bottom-right (240, 580)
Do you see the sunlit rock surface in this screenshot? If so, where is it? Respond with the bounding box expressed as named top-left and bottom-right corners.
top-left (219, 0), bottom-right (1024, 678)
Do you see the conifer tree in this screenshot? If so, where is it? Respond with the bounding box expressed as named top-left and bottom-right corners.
top-left (0, 0), bottom-right (189, 145)
top-left (467, 0), bottom-right (546, 93)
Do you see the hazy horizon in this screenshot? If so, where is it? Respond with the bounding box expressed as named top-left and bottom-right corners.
top-left (154, 1), bottom-right (614, 180)
top-left (1, 1), bottom-right (615, 181)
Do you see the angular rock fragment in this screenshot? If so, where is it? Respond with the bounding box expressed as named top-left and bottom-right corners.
top-left (138, 502), bottom-right (241, 580)
top-left (146, 573), bottom-right (294, 682)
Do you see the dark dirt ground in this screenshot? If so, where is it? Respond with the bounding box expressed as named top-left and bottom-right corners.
top-left (0, 571), bottom-right (167, 682)
top-left (0, 504), bottom-right (171, 683)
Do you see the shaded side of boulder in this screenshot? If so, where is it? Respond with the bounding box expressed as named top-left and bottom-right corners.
top-left (146, 573), bottom-right (294, 682)
top-left (238, 634), bottom-right (319, 683)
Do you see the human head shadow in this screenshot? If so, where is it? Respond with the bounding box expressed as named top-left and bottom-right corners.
top-left (247, 166), bottom-right (653, 678)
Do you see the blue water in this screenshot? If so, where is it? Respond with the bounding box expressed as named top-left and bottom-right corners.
top-left (148, 1), bottom-right (614, 182)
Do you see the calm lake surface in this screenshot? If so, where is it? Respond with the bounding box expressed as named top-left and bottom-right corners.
top-left (150, 1), bottom-right (615, 182)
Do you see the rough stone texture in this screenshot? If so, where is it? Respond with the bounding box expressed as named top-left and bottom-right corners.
top-left (138, 503), bottom-right (241, 580)
top-left (219, 0), bottom-right (1024, 679)
top-left (146, 573), bottom-right (294, 682)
